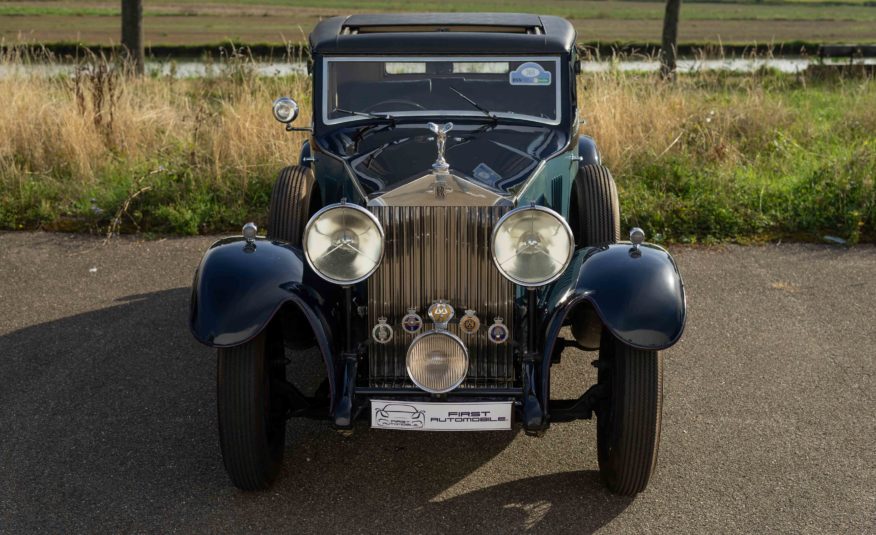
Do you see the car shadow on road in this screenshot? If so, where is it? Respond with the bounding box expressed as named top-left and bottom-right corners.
top-left (0, 288), bottom-right (631, 533)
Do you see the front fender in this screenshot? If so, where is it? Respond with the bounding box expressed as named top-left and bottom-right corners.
top-left (546, 243), bottom-right (686, 354)
top-left (546, 243), bottom-right (686, 352)
top-left (540, 243), bottom-right (686, 409)
top-left (190, 237), bottom-right (342, 411)
top-left (189, 237), bottom-right (336, 349)
top-left (577, 135), bottom-right (601, 167)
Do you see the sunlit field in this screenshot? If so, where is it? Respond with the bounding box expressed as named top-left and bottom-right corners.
top-left (0, 49), bottom-right (873, 242)
top-left (2, 0), bottom-right (876, 46)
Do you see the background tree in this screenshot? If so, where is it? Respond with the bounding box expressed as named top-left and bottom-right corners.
top-left (660, 0), bottom-right (682, 80)
top-left (121, 0), bottom-right (144, 74)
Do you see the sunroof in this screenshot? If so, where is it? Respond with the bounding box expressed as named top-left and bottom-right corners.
top-left (341, 24), bottom-right (543, 35)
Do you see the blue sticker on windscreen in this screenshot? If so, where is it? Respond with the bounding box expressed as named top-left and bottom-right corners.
top-left (509, 62), bottom-right (552, 86)
top-left (473, 163), bottom-right (502, 183)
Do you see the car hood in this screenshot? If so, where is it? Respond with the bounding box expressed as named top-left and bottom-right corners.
top-left (315, 122), bottom-right (569, 197)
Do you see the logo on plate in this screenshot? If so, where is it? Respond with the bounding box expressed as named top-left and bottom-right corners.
top-left (374, 403), bottom-right (425, 429)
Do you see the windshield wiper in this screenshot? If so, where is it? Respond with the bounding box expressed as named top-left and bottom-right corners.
top-left (449, 87), bottom-right (498, 124)
top-left (333, 107), bottom-right (396, 124)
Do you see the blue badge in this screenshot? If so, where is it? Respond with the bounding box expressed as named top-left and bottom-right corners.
top-left (509, 62), bottom-right (552, 86)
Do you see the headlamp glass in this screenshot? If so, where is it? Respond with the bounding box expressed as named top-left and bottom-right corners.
top-left (303, 203), bottom-right (384, 285)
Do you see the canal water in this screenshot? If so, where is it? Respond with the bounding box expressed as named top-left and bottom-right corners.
top-left (1, 57), bottom-right (874, 78)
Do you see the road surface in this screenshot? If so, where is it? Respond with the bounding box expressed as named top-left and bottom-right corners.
top-left (0, 232), bottom-right (873, 533)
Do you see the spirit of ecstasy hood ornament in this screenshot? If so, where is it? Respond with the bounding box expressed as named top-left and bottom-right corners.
top-left (427, 122), bottom-right (453, 199)
top-left (427, 122), bottom-right (453, 172)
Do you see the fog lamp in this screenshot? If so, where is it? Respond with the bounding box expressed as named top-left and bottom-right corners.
top-left (406, 331), bottom-right (468, 393)
top-left (491, 205), bottom-right (573, 287)
top-left (303, 202), bottom-right (384, 285)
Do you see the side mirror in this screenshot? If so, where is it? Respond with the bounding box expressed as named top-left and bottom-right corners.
top-left (272, 97), bottom-right (299, 124)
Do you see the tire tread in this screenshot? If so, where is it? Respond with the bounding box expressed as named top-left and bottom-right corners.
top-left (217, 334), bottom-right (283, 490)
top-left (597, 332), bottom-right (663, 495)
top-left (572, 164), bottom-right (620, 247)
top-left (268, 165), bottom-right (315, 245)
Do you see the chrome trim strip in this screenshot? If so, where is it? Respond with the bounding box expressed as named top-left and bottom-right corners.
top-left (311, 139), bottom-right (370, 201)
top-left (511, 158), bottom-right (548, 201)
top-left (511, 130), bottom-right (577, 203)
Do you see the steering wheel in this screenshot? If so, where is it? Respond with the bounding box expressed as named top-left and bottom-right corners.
top-left (363, 99), bottom-right (426, 113)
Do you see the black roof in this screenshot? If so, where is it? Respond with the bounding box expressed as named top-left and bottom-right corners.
top-left (309, 13), bottom-right (576, 55)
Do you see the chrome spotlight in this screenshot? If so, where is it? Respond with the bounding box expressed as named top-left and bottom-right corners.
top-left (272, 97), bottom-right (299, 124)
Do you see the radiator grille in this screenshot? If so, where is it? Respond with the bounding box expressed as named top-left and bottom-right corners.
top-left (367, 206), bottom-right (516, 388)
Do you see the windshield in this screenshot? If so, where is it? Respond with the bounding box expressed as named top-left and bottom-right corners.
top-left (322, 56), bottom-right (561, 126)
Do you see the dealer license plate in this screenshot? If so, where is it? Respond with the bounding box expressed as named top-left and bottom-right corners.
top-left (371, 400), bottom-right (512, 431)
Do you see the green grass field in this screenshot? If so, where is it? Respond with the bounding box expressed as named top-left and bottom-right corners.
top-left (0, 52), bottom-right (872, 243)
top-left (1, 0), bottom-right (875, 48)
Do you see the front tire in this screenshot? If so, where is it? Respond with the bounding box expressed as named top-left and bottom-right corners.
top-left (569, 164), bottom-right (620, 248)
top-left (267, 165), bottom-right (318, 245)
top-left (596, 329), bottom-right (663, 495)
top-left (217, 330), bottom-right (286, 490)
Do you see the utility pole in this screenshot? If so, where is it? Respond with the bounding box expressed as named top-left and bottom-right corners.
top-left (121, 0), bottom-right (144, 74)
top-left (660, 0), bottom-right (682, 80)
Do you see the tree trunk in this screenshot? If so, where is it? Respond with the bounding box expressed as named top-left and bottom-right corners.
top-left (660, 0), bottom-right (682, 80)
top-left (121, 0), bottom-right (144, 75)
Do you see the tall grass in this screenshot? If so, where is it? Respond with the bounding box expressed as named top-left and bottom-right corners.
top-left (0, 48), bottom-right (873, 242)
top-left (0, 47), bottom-right (312, 234)
top-left (583, 66), bottom-right (875, 242)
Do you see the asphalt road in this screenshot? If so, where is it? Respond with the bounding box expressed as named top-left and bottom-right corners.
top-left (0, 232), bottom-right (873, 534)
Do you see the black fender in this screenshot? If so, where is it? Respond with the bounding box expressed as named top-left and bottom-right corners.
top-left (189, 237), bottom-right (340, 408)
top-left (577, 135), bottom-right (600, 167)
top-left (541, 243), bottom-right (686, 405)
top-left (299, 140), bottom-right (312, 168)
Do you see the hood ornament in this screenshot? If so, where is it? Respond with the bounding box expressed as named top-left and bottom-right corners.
top-left (427, 122), bottom-right (453, 172)
top-left (427, 122), bottom-right (453, 199)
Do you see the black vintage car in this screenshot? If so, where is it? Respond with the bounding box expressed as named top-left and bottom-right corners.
top-left (190, 13), bottom-right (686, 495)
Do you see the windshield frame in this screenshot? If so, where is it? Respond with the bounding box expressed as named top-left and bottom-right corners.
top-left (321, 55), bottom-right (563, 127)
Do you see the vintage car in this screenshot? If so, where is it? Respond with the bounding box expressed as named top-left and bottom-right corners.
top-left (189, 13), bottom-right (686, 495)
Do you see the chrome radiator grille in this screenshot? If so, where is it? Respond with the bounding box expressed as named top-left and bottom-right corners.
top-left (367, 206), bottom-right (516, 388)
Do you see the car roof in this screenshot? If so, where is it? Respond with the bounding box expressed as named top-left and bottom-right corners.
top-left (309, 13), bottom-right (576, 55)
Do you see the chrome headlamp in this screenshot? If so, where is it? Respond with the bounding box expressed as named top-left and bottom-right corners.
top-left (303, 202), bottom-right (384, 285)
top-left (491, 205), bottom-right (574, 287)
top-left (272, 97), bottom-right (299, 124)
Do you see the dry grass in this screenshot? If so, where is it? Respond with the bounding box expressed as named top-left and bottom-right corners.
top-left (0, 49), bottom-right (873, 241)
top-left (0, 49), bottom-right (310, 191)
